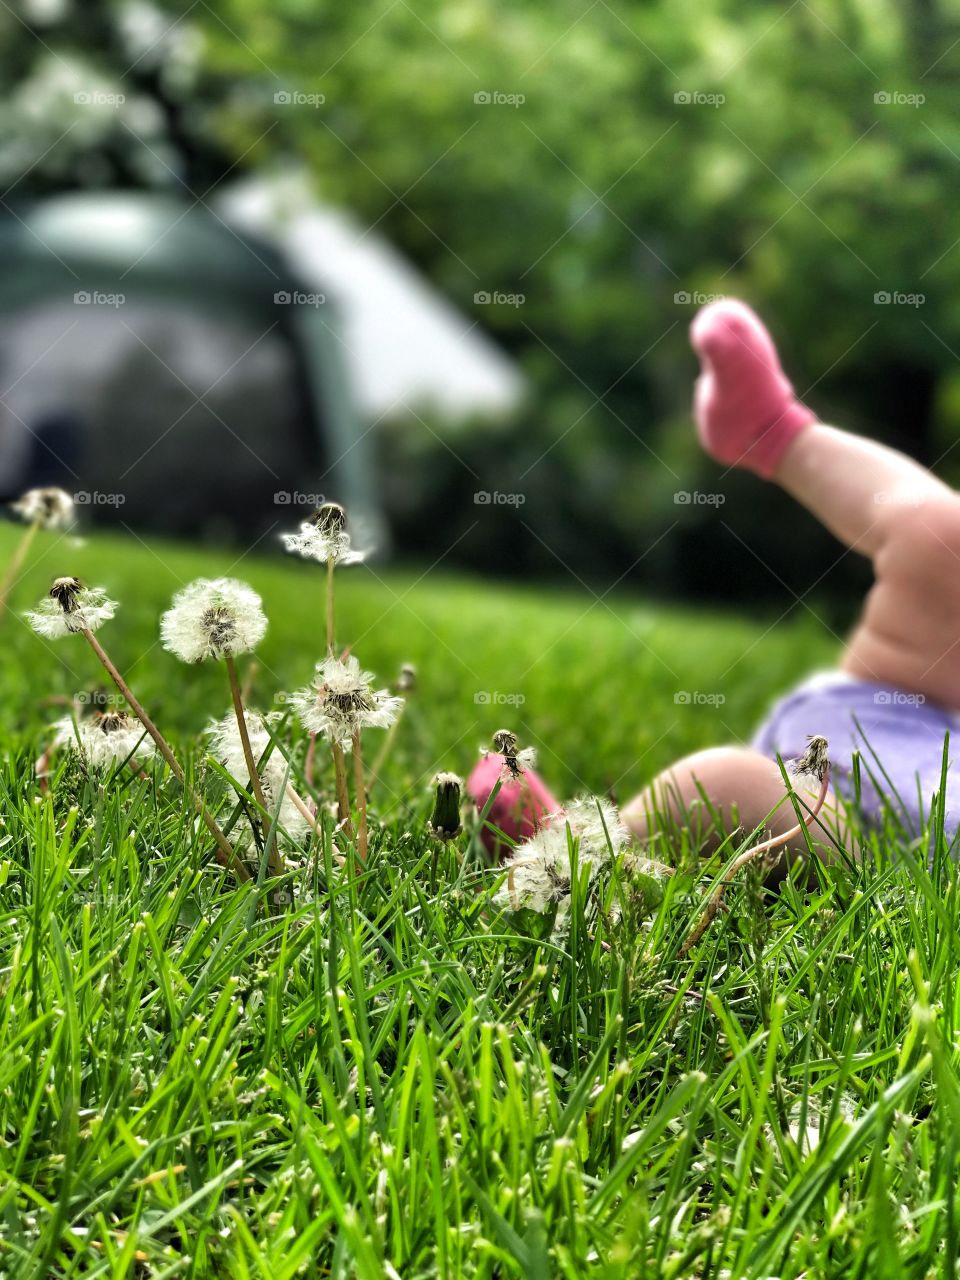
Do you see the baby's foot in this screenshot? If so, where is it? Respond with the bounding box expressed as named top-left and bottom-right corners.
top-left (691, 298), bottom-right (816, 477)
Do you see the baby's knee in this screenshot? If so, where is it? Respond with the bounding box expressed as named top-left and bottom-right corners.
top-left (623, 746), bottom-right (780, 831)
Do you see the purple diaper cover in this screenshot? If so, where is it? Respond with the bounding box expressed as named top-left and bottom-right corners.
top-left (752, 671), bottom-right (960, 839)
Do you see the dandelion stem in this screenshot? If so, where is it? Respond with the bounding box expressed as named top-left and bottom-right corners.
top-left (330, 741), bottom-right (354, 837)
top-left (680, 765), bottom-right (831, 956)
top-left (224, 654), bottom-right (283, 877)
top-left (325, 556), bottom-right (335, 656)
top-left (305, 731), bottom-right (317, 789)
top-left (0, 520), bottom-right (39, 616)
top-left (352, 730), bottom-right (369, 863)
top-left (81, 628), bottom-right (250, 883)
top-left (284, 781), bottom-right (347, 867)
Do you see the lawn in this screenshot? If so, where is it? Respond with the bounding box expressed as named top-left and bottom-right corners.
top-left (2, 522), bottom-right (958, 1278)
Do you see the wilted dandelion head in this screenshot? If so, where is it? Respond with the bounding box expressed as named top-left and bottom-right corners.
top-left (489, 728), bottom-right (536, 782)
top-left (281, 501), bottom-right (367, 566)
top-left (26, 577), bottom-right (117, 638)
top-left (792, 734), bottom-right (830, 782)
top-left (160, 577), bottom-right (267, 663)
top-left (53, 710), bottom-right (154, 771)
top-left (11, 487), bottom-right (75, 531)
top-left (288, 654), bottom-right (403, 750)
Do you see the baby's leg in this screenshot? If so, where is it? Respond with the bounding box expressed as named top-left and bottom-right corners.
top-left (694, 299), bottom-right (960, 707)
top-left (622, 746), bottom-right (844, 876)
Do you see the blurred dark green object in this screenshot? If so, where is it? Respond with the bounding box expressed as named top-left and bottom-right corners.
top-left (3, 0), bottom-right (958, 610)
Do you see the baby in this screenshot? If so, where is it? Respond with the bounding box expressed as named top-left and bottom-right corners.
top-left (470, 298), bottom-right (960, 861)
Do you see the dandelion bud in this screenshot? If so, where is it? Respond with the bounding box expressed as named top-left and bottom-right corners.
top-left (430, 772), bottom-right (463, 838)
top-left (26, 577), bottom-right (117, 638)
top-left (793, 734), bottom-right (830, 782)
top-left (396, 663), bottom-right (417, 693)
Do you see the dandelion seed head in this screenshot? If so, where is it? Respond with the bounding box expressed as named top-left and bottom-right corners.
top-left (208, 709), bottom-right (309, 850)
top-left (495, 795), bottom-right (629, 918)
top-left (288, 655), bottom-right (403, 750)
top-left (53, 710), bottom-right (154, 770)
top-left (26, 578), bottom-right (117, 638)
top-left (11, 487), bottom-right (74, 531)
top-left (160, 578), bottom-right (267, 663)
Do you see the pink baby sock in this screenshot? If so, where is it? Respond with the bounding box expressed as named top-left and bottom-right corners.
top-left (467, 753), bottom-right (559, 859)
top-left (690, 298), bottom-right (817, 477)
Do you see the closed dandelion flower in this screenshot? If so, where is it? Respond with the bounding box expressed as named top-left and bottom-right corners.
top-left (160, 577), bottom-right (267, 663)
top-left (26, 577), bottom-right (117, 638)
top-left (281, 502), bottom-right (367, 565)
top-left (11, 487), bottom-right (74, 531)
top-left (430, 772), bottom-right (463, 839)
top-left (289, 655), bottom-right (403, 750)
top-left (208, 710), bottom-right (309, 849)
top-left (53, 710), bottom-right (155, 770)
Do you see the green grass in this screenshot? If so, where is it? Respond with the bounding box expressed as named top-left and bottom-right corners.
top-left (1, 523), bottom-right (959, 1277)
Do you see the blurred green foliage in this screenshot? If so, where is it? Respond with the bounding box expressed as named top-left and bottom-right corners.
top-left (4, 0), bottom-right (960, 607)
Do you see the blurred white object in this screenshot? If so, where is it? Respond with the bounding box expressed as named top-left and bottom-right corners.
top-left (218, 170), bottom-right (526, 425)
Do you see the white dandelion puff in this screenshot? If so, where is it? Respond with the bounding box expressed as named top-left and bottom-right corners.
top-left (281, 501), bottom-right (367, 566)
top-left (496, 796), bottom-right (629, 918)
top-left (288, 655), bottom-right (403, 751)
top-left (11, 487), bottom-right (75, 531)
top-left (208, 710), bottom-right (309, 850)
top-left (53, 710), bottom-right (155, 771)
top-left (160, 577), bottom-right (267, 663)
top-left (26, 578), bottom-right (117, 638)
